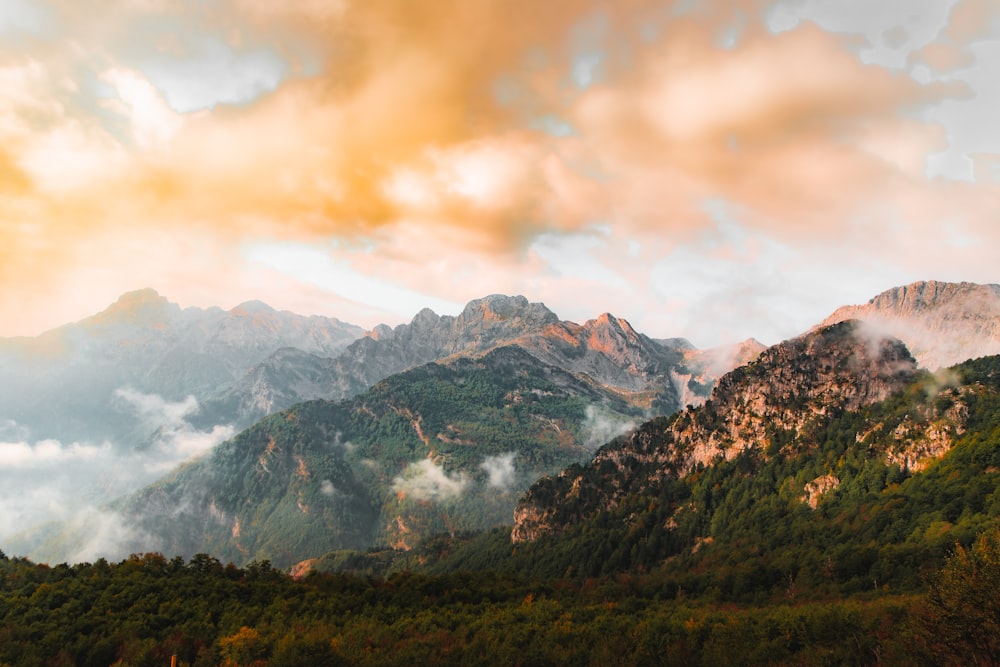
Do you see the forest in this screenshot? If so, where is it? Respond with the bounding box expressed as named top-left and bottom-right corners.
top-left (0, 535), bottom-right (998, 667)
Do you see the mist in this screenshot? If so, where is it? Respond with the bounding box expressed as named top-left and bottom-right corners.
top-left (581, 405), bottom-right (637, 451)
top-left (392, 459), bottom-right (470, 501)
top-left (0, 388), bottom-right (234, 562)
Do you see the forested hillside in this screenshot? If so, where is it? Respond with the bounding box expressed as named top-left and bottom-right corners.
top-left (396, 354), bottom-right (1000, 601)
top-left (19, 346), bottom-right (642, 567)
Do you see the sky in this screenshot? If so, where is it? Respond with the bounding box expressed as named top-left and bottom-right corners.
top-left (1, 0), bottom-right (999, 348)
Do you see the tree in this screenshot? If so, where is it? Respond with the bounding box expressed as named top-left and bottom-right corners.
top-left (917, 527), bottom-right (1000, 666)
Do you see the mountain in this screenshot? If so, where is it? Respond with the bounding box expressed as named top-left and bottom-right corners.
top-left (398, 332), bottom-right (1000, 604)
top-left (0, 289), bottom-right (365, 445)
top-left (211, 295), bottom-right (708, 428)
top-left (820, 280), bottom-right (1000, 370)
top-left (1, 289), bottom-right (750, 557)
top-left (510, 320), bottom-right (919, 543)
top-left (18, 345), bottom-right (645, 566)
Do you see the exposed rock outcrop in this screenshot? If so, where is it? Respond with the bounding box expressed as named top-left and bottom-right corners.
top-left (512, 320), bottom-right (919, 543)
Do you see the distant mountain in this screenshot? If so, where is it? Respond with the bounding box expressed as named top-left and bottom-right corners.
top-left (206, 294), bottom-right (716, 428)
top-left (820, 280), bottom-right (1000, 370)
top-left (0, 289), bottom-right (365, 444)
top-left (18, 346), bottom-right (644, 567)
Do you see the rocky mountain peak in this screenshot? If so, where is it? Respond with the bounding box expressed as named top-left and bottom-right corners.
top-left (229, 300), bottom-right (277, 316)
top-left (821, 280), bottom-right (1000, 369)
top-left (80, 288), bottom-right (180, 331)
top-left (410, 307), bottom-right (440, 327)
top-left (457, 294), bottom-right (558, 327)
top-left (859, 280), bottom-right (1000, 315)
top-left (589, 313), bottom-right (638, 337)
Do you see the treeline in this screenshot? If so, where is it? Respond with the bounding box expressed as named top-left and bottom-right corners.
top-left (1, 544), bottom-right (993, 666)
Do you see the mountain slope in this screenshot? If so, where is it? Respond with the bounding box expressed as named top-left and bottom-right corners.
top-left (414, 345), bottom-right (1000, 602)
top-left (512, 320), bottom-right (918, 542)
top-left (820, 280), bottom-right (1000, 369)
top-left (20, 346), bottom-right (643, 566)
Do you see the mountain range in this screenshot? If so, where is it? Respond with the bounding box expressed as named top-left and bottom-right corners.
top-left (2, 279), bottom-right (1000, 573)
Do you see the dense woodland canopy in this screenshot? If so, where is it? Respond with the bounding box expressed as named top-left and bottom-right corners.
top-left (0, 545), bottom-right (993, 667)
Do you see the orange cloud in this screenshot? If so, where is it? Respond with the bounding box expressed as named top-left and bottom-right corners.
top-left (0, 0), bottom-right (991, 337)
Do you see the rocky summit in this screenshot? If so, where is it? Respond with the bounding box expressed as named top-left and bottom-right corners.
top-left (821, 280), bottom-right (1000, 370)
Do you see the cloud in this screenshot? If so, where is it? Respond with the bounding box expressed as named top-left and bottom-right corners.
top-left (581, 405), bottom-right (636, 450)
top-left (0, 0), bottom-right (998, 351)
top-left (0, 436), bottom-right (118, 543)
top-left (114, 387), bottom-right (198, 429)
top-left (0, 438), bottom-right (110, 467)
top-left (0, 413), bottom-right (231, 554)
top-left (60, 507), bottom-right (156, 564)
top-left (480, 453), bottom-right (517, 490)
top-left (392, 459), bottom-right (469, 501)
top-left (114, 387), bottom-right (234, 473)
top-left (0, 391), bottom-right (232, 560)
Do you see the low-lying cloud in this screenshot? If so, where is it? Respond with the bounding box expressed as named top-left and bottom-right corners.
top-left (480, 453), bottom-right (517, 490)
top-left (392, 459), bottom-right (469, 501)
top-left (114, 387), bottom-right (235, 474)
top-left (581, 405), bottom-right (636, 450)
top-left (0, 391), bottom-right (234, 562)
top-left (114, 387), bottom-right (198, 430)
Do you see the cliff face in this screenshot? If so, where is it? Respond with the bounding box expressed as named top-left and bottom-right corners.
top-left (820, 281), bottom-right (1000, 370)
top-left (511, 320), bottom-right (920, 543)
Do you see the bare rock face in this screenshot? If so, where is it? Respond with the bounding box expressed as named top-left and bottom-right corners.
top-left (820, 281), bottom-right (1000, 370)
top-left (802, 475), bottom-right (840, 509)
top-left (511, 320), bottom-right (919, 543)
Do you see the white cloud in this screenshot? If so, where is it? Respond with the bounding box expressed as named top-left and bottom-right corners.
top-left (391, 459), bottom-right (469, 501)
top-left (140, 37), bottom-right (288, 113)
top-left (142, 424), bottom-right (235, 475)
top-left (480, 453), bottom-right (517, 490)
top-left (581, 405), bottom-right (636, 450)
top-left (60, 507), bottom-right (155, 564)
top-left (114, 387), bottom-right (198, 427)
top-left (0, 439), bottom-right (110, 467)
top-left (0, 388), bottom-right (234, 556)
top-left (101, 68), bottom-right (183, 149)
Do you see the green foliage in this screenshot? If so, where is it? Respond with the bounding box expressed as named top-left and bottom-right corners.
top-left (422, 355), bottom-right (1000, 603)
top-left (119, 346), bottom-right (642, 568)
top-left (915, 526), bottom-right (1000, 665)
top-left (0, 550), bottom-right (924, 666)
